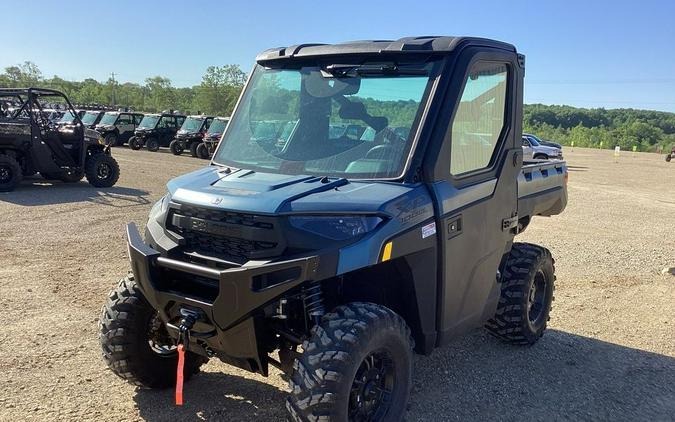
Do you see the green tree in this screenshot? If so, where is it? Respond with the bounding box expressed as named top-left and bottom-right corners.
top-left (194, 65), bottom-right (247, 115)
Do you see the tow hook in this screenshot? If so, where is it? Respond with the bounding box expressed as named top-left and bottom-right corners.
top-left (175, 308), bottom-right (201, 406)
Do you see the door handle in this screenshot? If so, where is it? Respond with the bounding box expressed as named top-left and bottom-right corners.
top-left (447, 215), bottom-right (462, 240)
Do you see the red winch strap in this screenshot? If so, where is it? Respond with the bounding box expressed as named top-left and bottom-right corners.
top-left (175, 344), bottom-right (185, 406)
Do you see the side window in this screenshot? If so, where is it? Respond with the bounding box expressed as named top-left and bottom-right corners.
top-left (450, 62), bottom-right (508, 176)
top-left (522, 137), bottom-right (530, 146)
top-left (118, 114), bottom-right (132, 125)
top-left (159, 116), bottom-right (173, 128)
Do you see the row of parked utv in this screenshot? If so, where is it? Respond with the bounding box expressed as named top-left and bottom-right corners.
top-left (58, 109), bottom-right (229, 159)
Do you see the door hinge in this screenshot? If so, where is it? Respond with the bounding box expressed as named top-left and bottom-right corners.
top-left (502, 214), bottom-right (518, 231)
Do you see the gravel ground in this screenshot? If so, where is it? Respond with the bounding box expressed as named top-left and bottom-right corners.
top-left (0, 147), bottom-right (673, 421)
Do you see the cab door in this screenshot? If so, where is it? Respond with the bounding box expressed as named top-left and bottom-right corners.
top-left (116, 114), bottom-right (135, 141)
top-left (429, 52), bottom-right (523, 345)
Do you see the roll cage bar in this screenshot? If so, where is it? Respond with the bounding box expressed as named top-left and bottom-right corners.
top-left (0, 87), bottom-right (83, 127)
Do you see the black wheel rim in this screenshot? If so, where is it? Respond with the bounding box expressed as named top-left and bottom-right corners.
top-left (349, 350), bottom-right (395, 421)
top-left (528, 270), bottom-right (548, 326)
top-left (97, 162), bottom-right (111, 180)
top-left (0, 165), bottom-right (12, 183)
top-left (147, 313), bottom-right (176, 356)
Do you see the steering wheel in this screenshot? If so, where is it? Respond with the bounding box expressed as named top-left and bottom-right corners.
top-left (365, 127), bottom-right (405, 159)
top-left (365, 144), bottom-right (395, 159)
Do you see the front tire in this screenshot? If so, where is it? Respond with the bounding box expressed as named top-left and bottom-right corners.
top-left (485, 242), bottom-right (555, 345)
top-left (533, 153), bottom-right (548, 160)
top-left (287, 302), bottom-right (413, 422)
top-left (104, 133), bottom-right (118, 147)
top-left (169, 139), bottom-right (183, 155)
top-left (99, 274), bottom-right (207, 388)
top-left (196, 142), bottom-right (209, 159)
top-left (0, 154), bottom-right (22, 192)
top-left (85, 152), bottom-right (120, 187)
top-left (129, 137), bottom-right (142, 150)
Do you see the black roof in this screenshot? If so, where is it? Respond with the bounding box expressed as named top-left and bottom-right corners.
top-left (256, 36), bottom-right (515, 65)
top-left (0, 87), bottom-right (68, 97)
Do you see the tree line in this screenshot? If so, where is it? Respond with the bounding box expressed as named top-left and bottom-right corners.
top-left (0, 61), bottom-right (246, 117)
top-left (524, 104), bottom-right (675, 152)
top-left (2, 61), bottom-right (674, 152)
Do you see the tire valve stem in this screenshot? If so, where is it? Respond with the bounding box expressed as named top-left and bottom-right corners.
top-left (303, 281), bottom-right (325, 326)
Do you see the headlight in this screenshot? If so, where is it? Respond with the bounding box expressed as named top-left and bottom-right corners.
top-left (289, 215), bottom-right (383, 241)
top-left (149, 193), bottom-right (170, 220)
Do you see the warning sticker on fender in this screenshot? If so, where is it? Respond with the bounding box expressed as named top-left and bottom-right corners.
top-left (421, 222), bottom-right (436, 239)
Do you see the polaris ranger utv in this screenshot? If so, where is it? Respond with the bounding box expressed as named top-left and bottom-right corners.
top-left (0, 88), bottom-right (120, 191)
top-left (195, 116), bottom-right (229, 159)
top-left (94, 111), bottom-right (144, 146)
top-left (100, 37), bottom-right (568, 421)
top-left (129, 112), bottom-right (186, 152)
top-left (169, 115), bottom-right (215, 157)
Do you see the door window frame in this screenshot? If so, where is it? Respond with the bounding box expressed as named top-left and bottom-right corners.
top-left (448, 59), bottom-right (512, 184)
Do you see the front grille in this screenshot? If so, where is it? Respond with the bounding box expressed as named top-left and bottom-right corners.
top-left (167, 205), bottom-right (282, 261)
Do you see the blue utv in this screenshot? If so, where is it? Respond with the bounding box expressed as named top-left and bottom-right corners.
top-left (100, 36), bottom-right (568, 421)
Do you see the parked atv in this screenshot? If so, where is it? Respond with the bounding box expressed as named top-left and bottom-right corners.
top-left (94, 111), bottom-right (144, 146)
top-left (0, 88), bottom-right (120, 192)
top-left (169, 115), bottom-right (214, 157)
top-left (129, 112), bottom-right (186, 152)
top-left (666, 147), bottom-right (674, 162)
top-left (100, 37), bottom-right (568, 421)
top-left (194, 116), bottom-right (229, 159)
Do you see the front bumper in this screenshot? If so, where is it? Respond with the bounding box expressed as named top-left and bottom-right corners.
top-left (126, 222), bottom-right (323, 374)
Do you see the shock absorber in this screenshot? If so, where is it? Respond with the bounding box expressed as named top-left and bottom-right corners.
top-left (303, 280), bottom-right (325, 326)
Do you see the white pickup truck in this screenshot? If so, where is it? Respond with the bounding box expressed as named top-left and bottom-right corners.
top-left (522, 134), bottom-right (563, 160)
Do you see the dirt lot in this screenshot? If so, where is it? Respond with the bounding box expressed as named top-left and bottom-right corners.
top-left (0, 147), bottom-right (673, 421)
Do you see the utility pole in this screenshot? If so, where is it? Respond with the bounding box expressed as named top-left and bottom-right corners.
top-left (111, 72), bottom-right (116, 107)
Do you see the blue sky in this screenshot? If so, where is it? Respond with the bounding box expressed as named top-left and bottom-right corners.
top-left (3, 0), bottom-right (675, 112)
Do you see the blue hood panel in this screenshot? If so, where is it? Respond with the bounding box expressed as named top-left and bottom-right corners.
top-left (167, 166), bottom-right (418, 215)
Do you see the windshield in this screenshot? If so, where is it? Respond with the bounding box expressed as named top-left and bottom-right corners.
top-left (207, 119), bottom-right (228, 134)
top-left (58, 111), bottom-right (76, 123)
top-left (81, 111), bottom-right (100, 125)
top-left (99, 113), bottom-right (118, 125)
top-left (181, 117), bottom-right (205, 132)
top-left (139, 115), bottom-right (159, 129)
top-left (213, 63), bottom-right (433, 179)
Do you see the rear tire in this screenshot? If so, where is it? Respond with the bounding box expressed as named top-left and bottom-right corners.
top-left (485, 242), bottom-right (555, 345)
top-left (99, 274), bottom-right (207, 388)
top-left (287, 302), bottom-right (413, 422)
top-left (146, 138), bottom-right (160, 152)
top-left (129, 137), bottom-right (142, 150)
top-left (0, 154), bottom-right (22, 192)
top-left (85, 152), bottom-right (120, 187)
top-left (169, 140), bottom-right (183, 155)
top-left (189, 141), bottom-right (199, 157)
top-left (196, 143), bottom-right (209, 159)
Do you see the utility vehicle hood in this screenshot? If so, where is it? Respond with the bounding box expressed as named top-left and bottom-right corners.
top-left (167, 166), bottom-right (414, 215)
